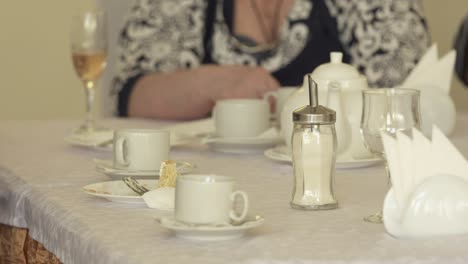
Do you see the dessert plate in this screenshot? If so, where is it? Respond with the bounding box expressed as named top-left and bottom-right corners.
top-left (94, 159), bottom-right (196, 180)
top-left (157, 215), bottom-right (264, 241)
top-left (264, 145), bottom-right (381, 169)
top-left (202, 135), bottom-right (283, 154)
top-left (82, 180), bottom-right (158, 204)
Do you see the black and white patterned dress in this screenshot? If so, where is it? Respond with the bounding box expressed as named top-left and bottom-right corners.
top-left (113, 0), bottom-right (430, 116)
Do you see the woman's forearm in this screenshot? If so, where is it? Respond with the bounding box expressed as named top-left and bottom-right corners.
top-left (127, 66), bottom-right (220, 120)
top-left (127, 65), bottom-right (279, 120)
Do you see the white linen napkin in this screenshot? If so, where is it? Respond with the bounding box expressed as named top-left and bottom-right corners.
top-left (163, 118), bottom-right (215, 137)
top-left (200, 127), bottom-right (281, 144)
top-left (142, 187), bottom-right (175, 211)
top-left (66, 130), bottom-right (114, 147)
top-left (162, 118), bottom-right (216, 145)
top-left (399, 43), bottom-right (457, 136)
top-left (257, 127), bottom-right (281, 139)
top-left (382, 126), bottom-right (468, 237)
top-left (402, 43), bottom-right (456, 95)
top-left (68, 118), bottom-right (215, 148)
top-left (164, 118), bottom-right (282, 139)
top-left (382, 126), bottom-right (468, 209)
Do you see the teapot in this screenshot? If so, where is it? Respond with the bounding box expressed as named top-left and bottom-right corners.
top-left (280, 52), bottom-right (373, 159)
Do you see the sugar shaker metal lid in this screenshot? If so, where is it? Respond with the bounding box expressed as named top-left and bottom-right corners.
top-left (292, 74), bottom-right (336, 124)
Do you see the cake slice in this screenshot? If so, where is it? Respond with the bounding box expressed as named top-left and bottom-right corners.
top-left (158, 160), bottom-right (178, 187)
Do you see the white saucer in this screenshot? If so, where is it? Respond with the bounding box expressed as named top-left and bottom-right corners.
top-left (94, 159), bottom-right (196, 180)
top-left (65, 131), bottom-right (198, 151)
top-left (157, 215), bottom-right (264, 241)
top-left (65, 130), bottom-right (114, 151)
top-left (264, 145), bottom-right (382, 169)
top-left (202, 135), bottom-right (283, 154)
top-left (82, 180), bottom-right (158, 204)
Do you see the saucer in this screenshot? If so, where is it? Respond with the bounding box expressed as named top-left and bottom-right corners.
top-left (264, 145), bottom-right (381, 169)
top-left (82, 180), bottom-right (158, 204)
top-left (202, 135), bottom-right (283, 154)
top-left (157, 215), bottom-right (264, 241)
top-left (94, 159), bottom-right (196, 180)
top-left (65, 130), bottom-right (114, 151)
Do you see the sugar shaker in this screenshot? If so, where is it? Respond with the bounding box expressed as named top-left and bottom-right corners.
top-left (290, 74), bottom-right (338, 210)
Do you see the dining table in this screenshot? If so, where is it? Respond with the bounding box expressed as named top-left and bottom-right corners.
top-left (0, 114), bottom-right (468, 264)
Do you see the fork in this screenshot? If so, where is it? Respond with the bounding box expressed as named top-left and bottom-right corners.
top-left (122, 177), bottom-right (150, 195)
top-left (95, 138), bottom-right (113, 147)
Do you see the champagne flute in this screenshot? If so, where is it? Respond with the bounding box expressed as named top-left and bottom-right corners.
top-left (360, 88), bottom-right (421, 223)
top-left (70, 11), bottom-right (107, 135)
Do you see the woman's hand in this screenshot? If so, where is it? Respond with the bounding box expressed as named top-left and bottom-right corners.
top-left (200, 65), bottom-right (280, 102)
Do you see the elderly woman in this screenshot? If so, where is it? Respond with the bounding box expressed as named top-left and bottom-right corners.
top-left (113, 0), bottom-right (430, 120)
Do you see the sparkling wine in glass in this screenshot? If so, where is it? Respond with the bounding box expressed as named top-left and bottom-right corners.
top-left (70, 11), bottom-right (107, 134)
top-left (360, 88), bottom-right (421, 223)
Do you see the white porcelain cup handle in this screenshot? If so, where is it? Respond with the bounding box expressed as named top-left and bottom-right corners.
top-left (229, 190), bottom-right (249, 222)
top-left (114, 137), bottom-right (129, 167)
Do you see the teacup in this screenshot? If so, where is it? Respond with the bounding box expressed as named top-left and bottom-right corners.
top-left (113, 129), bottom-right (170, 171)
top-left (263, 87), bottom-right (298, 124)
top-left (214, 99), bottom-right (269, 138)
top-left (175, 174), bottom-right (249, 225)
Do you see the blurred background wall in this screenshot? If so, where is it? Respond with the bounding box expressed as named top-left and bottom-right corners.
top-left (0, 0), bottom-right (466, 120)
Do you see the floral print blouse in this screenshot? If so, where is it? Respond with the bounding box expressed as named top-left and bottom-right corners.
top-left (113, 0), bottom-right (430, 116)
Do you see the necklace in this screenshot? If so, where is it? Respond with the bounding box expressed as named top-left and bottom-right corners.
top-left (232, 0), bottom-right (285, 54)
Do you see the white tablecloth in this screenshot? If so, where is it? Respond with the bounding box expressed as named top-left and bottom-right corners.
top-left (0, 116), bottom-right (468, 264)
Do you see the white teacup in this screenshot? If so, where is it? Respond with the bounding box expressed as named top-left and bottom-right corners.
top-left (175, 174), bottom-right (249, 225)
top-left (113, 129), bottom-right (170, 171)
top-left (263, 87), bottom-right (298, 123)
top-left (214, 99), bottom-right (270, 138)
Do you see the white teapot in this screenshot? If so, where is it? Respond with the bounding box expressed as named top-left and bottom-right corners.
top-left (280, 52), bottom-right (372, 159)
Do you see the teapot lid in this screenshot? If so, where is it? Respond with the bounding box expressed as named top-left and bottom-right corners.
top-left (293, 75), bottom-right (336, 125)
top-left (311, 52), bottom-right (361, 80)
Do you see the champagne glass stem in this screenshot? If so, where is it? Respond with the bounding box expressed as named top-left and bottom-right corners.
top-left (363, 158), bottom-right (388, 224)
top-left (82, 80), bottom-right (95, 132)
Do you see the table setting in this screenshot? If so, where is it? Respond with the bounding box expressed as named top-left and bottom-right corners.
top-left (1, 108), bottom-right (467, 264)
top-left (1, 103), bottom-right (468, 263)
top-left (1, 11), bottom-right (468, 262)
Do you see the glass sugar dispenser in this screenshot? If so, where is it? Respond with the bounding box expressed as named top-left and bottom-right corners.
top-left (290, 74), bottom-right (338, 210)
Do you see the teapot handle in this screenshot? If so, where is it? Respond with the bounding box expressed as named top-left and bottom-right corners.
top-left (327, 81), bottom-right (352, 155)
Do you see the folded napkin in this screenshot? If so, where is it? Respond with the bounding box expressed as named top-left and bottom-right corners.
top-left (402, 44), bottom-right (455, 95)
top-left (67, 130), bottom-right (114, 147)
top-left (163, 118), bottom-right (215, 137)
top-left (159, 118), bottom-right (216, 146)
top-left (400, 43), bottom-right (457, 136)
top-left (382, 126), bottom-right (468, 238)
top-left (257, 127), bottom-right (281, 139)
top-left (69, 118), bottom-right (215, 148)
top-left (201, 127), bottom-right (281, 144)
top-left (142, 187), bottom-right (175, 211)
